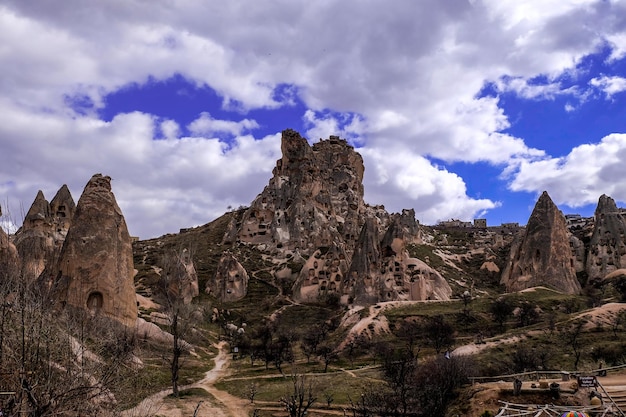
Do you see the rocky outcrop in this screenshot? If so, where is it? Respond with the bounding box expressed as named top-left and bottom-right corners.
top-left (163, 249), bottom-right (199, 305)
top-left (224, 129), bottom-right (370, 256)
top-left (47, 174), bottom-right (137, 328)
top-left (207, 252), bottom-right (249, 302)
top-left (339, 217), bottom-right (451, 305)
top-left (586, 194), bottom-right (626, 280)
top-left (292, 243), bottom-right (350, 303)
top-left (14, 185), bottom-right (76, 281)
top-left (501, 191), bottom-right (580, 294)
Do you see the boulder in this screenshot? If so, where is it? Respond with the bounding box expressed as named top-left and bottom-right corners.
top-left (501, 191), bottom-right (580, 294)
top-left (48, 174), bottom-right (137, 328)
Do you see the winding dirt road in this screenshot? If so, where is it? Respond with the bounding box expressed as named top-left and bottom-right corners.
top-left (123, 341), bottom-right (249, 417)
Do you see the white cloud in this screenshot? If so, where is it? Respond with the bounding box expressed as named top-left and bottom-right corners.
top-left (360, 146), bottom-right (500, 224)
top-left (509, 134), bottom-right (626, 207)
top-left (590, 75), bottom-right (626, 98)
top-left (187, 112), bottom-right (259, 137)
top-left (1, 1), bottom-right (626, 236)
top-left (0, 100), bottom-right (281, 238)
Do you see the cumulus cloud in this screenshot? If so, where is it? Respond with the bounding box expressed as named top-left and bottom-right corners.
top-left (509, 134), bottom-right (626, 207)
top-left (1, 0), bottom-right (626, 236)
top-left (187, 112), bottom-right (259, 137)
top-left (360, 146), bottom-right (500, 224)
top-left (590, 75), bottom-right (626, 98)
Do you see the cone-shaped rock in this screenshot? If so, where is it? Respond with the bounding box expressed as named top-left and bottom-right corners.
top-left (347, 218), bottom-right (383, 304)
top-left (163, 248), bottom-right (199, 305)
top-left (15, 191), bottom-right (54, 280)
top-left (50, 174), bottom-right (137, 328)
top-left (15, 185), bottom-right (76, 282)
top-left (586, 194), bottom-right (626, 280)
top-left (49, 184), bottom-right (76, 237)
top-left (207, 252), bottom-right (249, 302)
top-left (501, 191), bottom-right (580, 294)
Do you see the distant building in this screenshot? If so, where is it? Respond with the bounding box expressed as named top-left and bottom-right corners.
top-left (474, 218), bottom-right (487, 228)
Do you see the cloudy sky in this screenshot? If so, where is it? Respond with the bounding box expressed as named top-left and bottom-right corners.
top-left (1, 0), bottom-right (626, 239)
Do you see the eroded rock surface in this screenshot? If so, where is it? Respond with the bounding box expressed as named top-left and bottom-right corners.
top-left (14, 185), bottom-right (75, 281)
top-left (48, 174), bottom-right (137, 328)
top-left (586, 194), bottom-right (626, 280)
top-left (502, 191), bottom-right (580, 294)
top-left (207, 252), bottom-right (249, 302)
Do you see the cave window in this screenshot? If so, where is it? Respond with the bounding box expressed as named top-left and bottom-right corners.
top-left (87, 292), bottom-right (104, 313)
top-left (534, 249), bottom-right (540, 261)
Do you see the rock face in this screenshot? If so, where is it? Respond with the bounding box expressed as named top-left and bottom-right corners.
top-left (225, 129), bottom-right (369, 255)
top-left (586, 194), bottom-right (626, 280)
top-left (14, 185), bottom-right (75, 281)
top-left (501, 191), bottom-right (581, 294)
top-left (207, 252), bottom-right (249, 302)
top-left (224, 129), bottom-right (442, 305)
top-left (163, 249), bottom-right (199, 305)
top-left (346, 217), bottom-right (451, 304)
top-left (48, 174), bottom-right (137, 328)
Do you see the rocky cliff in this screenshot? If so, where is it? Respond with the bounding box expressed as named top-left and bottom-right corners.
top-left (501, 191), bottom-right (581, 294)
top-left (586, 194), bottom-right (626, 280)
top-left (47, 174), bottom-right (137, 328)
top-left (224, 129), bottom-right (374, 256)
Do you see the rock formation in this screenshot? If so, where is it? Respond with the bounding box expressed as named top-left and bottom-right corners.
top-left (586, 194), bottom-right (626, 280)
top-left (207, 252), bottom-right (249, 302)
top-left (224, 129), bottom-right (370, 256)
top-left (47, 174), bottom-right (137, 328)
top-left (14, 185), bottom-right (75, 281)
top-left (501, 191), bottom-right (581, 294)
top-left (292, 243), bottom-right (350, 303)
top-left (162, 248), bottom-right (199, 305)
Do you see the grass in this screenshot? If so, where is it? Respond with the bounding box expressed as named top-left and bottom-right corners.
top-left (216, 368), bottom-right (384, 405)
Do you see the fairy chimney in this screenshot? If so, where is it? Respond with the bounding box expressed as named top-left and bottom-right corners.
top-left (49, 174), bottom-right (137, 328)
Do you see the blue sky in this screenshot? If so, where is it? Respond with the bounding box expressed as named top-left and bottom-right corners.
top-left (1, 1), bottom-right (626, 238)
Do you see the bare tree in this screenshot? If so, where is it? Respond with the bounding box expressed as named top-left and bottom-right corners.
top-left (159, 247), bottom-right (197, 397)
top-left (279, 374), bottom-right (316, 417)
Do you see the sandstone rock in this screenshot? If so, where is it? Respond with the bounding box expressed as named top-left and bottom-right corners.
top-left (292, 243), bottom-right (350, 303)
top-left (162, 248), bottom-right (199, 305)
top-left (48, 174), bottom-right (137, 328)
top-left (345, 217), bottom-right (452, 304)
top-left (501, 191), bottom-right (580, 294)
top-left (586, 194), bottom-right (626, 280)
top-left (226, 129), bottom-right (369, 256)
top-left (14, 185), bottom-right (76, 282)
top-left (207, 252), bottom-right (249, 302)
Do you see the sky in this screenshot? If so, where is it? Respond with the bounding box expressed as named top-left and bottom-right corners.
top-left (1, 1), bottom-right (626, 239)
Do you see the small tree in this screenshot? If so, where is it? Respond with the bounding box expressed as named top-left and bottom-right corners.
top-left (424, 315), bottom-right (455, 354)
top-left (280, 374), bottom-right (317, 417)
top-left (159, 247), bottom-right (196, 396)
top-left (490, 297), bottom-right (514, 330)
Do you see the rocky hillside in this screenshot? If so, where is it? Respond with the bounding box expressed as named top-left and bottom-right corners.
top-left (131, 130), bottom-right (626, 312)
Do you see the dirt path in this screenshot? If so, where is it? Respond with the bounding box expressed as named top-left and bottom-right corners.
top-left (123, 341), bottom-right (249, 417)
top-left (191, 341), bottom-right (249, 417)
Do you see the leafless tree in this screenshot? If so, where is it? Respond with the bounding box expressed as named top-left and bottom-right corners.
top-left (159, 247), bottom-right (197, 397)
top-left (279, 374), bottom-right (316, 417)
